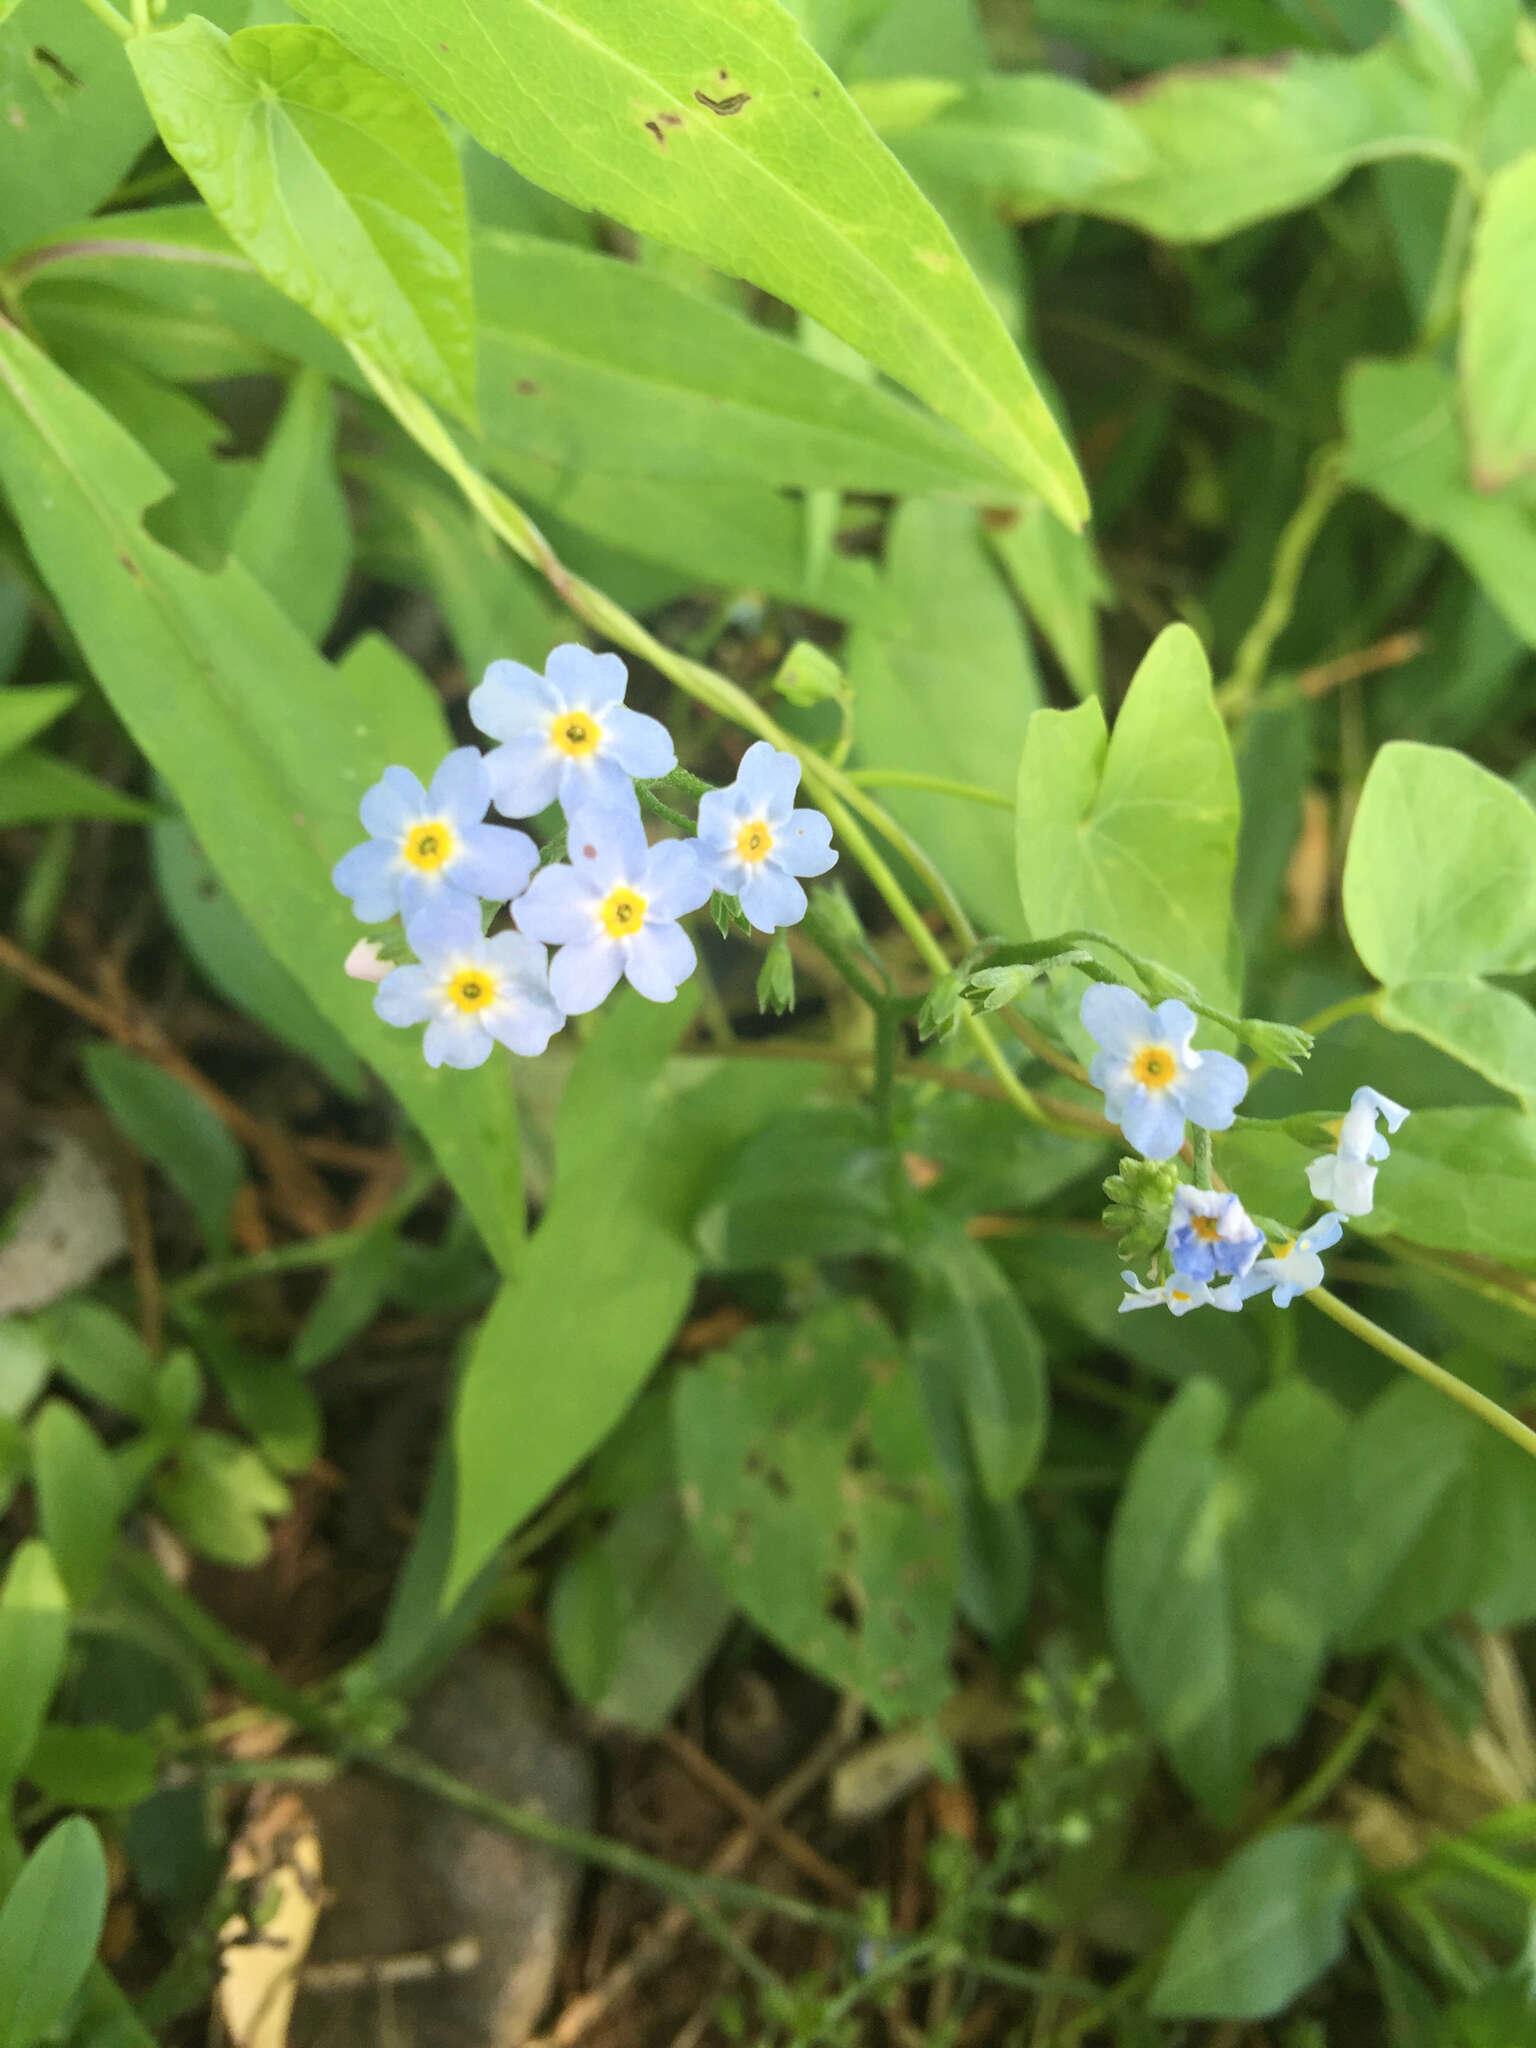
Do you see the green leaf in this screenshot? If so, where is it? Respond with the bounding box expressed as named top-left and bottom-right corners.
top-left (879, 70), bottom-right (1153, 208)
top-left (1150, 1827), bottom-right (1360, 2020)
top-left (1463, 151), bottom-right (1536, 489)
top-left (195, 1327), bottom-right (321, 1474)
top-left (1379, 978), bottom-right (1536, 1103)
top-left (0, 686), bottom-right (77, 759)
top-left (1016, 622), bottom-right (1241, 1006)
top-left (1343, 740), bottom-right (1536, 981)
top-left (1342, 356), bottom-right (1536, 648)
top-left (0, 1323), bottom-right (50, 1420)
top-left (0, 748), bottom-right (157, 827)
top-left (987, 501), bottom-right (1107, 701)
top-left (475, 231), bottom-right (1019, 497)
top-left (908, 1228), bottom-right (1048, 1504)
top-left (675, 1300), bottom-right (957, 1725)
top-left (847, 497), bottom-right (1042, 934)
top-left (549, 1496), bottom-right (733, 1733)
top-left (1359, 1106), bottom-right (1536, 1261)
top-left (32, 1401), bottom-right (124, 1607)
top-left (283, 0), bottom-right (1086, 520)
top-left (82, 1044), bottom-right (245, 1255)
top-left (33, 1301), bottom-right (157, 1423)
top-left (0, 1818), bottom-right (109, 2048)
top-left (1107, 1378), bottom-right (1349, 1821)
top-left (130, 19), bottom-right (476, 419)
top-left (152, 815), bottom-right (365, 1099)
top-left (230, 368), bottom-right (352, 639)
top-left (152, 1429), bottom-right (290, 1567)
top-left (695, 1106), bottom-right (901, 1268)
top-left (0, 1542), bottom-right (69, 1796)
top-left (0, 320), bottom-right (522, 1270)
top-left (289, 1227), bottom-right (394, 1370)
top-left (24, 1724), bottom-right (158, 1810)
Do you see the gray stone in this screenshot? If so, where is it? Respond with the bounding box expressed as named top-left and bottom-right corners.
top-left (294, 1643), bottom-right (594, 2047)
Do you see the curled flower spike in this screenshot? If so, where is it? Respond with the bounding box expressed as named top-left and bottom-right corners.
top-left (694, 741), bottom-right (837, 931)
top-left (1236, 1213), bottom-right (1345, 1308)
top-left (1305, 1084), bottom-right (1409, 1216)
top-left (373, 898), bottom-right (563, 1068)
top-left (468, 644), bottom-right (675, 820)
top-left (1118, 1271), bottom-right (1241, 1317)
top-left (332, 749), bottom-right (537, 924)
top-left (514, 803), bottom-right (710, 1013)
top-left (1081, 984), bottom-right (1248, 1161)
top-left (1166, 1185), bottom-right (1264, 1284)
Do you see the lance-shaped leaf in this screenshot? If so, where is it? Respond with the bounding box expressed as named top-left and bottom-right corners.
top-left (283, 0), bottom-right (1087, 521)
top-left (130, 18), bottom-right (475, 419)
top-left (1462, 150), bottom-right (1536, 488)
top-left (0, 319), bottom-right (521, 1268)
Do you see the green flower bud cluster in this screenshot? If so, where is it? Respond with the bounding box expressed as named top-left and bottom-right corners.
top-left (1102, 1155), bottom-right (1181, 1262)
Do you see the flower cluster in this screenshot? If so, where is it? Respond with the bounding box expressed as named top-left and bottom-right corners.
top-left (1080, 984), bottom-right (1409, 1318)
top-left (332, 644), bottom-right (837, 1067)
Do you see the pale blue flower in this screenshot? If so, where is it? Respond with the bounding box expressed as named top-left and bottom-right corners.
top-left (468, 643), bottom-right (675, 820)
top-left (373, 897), bottom-right (563, 1068)
top-left (1081, 984), bottom-right (1248, 1161)
top-left (1118, 1270), bottom-right (1240, 1317)
top-left (1236, 1212), bottom-right (1345, 1308)
top-left (332, 748), bottom-right (537, 923)
top-left (1166, 1184), bottom-right (1264, 1284)
top-left (1305, 1084), bottom-right (1409, 1216)
top-left (694, 742), bottom-right (837, 931)
top-left (513, 805), bottom-right (710, 1013)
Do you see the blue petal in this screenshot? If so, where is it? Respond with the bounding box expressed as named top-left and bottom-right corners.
top-left (428, 745), bottom-right (490, 825)
top-left (454, 823), bottom-right (538, 905)
top-left (1173, 1048), bottom-right (1248, 1128)
top-left (1354, 1084), bottom-right (1409, 1134)
top-left (550, 938), bottom-right (624, 1014)
top-left (645, 836), bottom-right (712, 919)
top-left (1118, 1085), bottom-right (1185, 1161)
top-left (736, 741), bottom-right (801, 818)
top-left (469, 659), bottom-right (560, 740)
top-left (486, 735), bottom-right (561, 819)
top-left (514, 865), bottom-right (599, 947)
top-left (358, 764), bottom-right (423, 839)
top-left (559, 752), bottom-right (641, 818)
top-left (1149, 998), bottom-right (1198, 1048)
top-left (1167, 1227), bottom-right (1219, 1284)
top-left (422, 1013), bottom-right (494, 1069)
top-left (624, 919), bottom-right (695, 1002)
top-left (398, 867), bottom-right (456, 922)
top-left (483, 928), bottom-right (552, 983)
top-left (547, 643), bottom-right (628, 706)
top-left (374, 964), bottom-right (437, 1027)
top-left (775, 810), bottom-right (837, 878)
top-left (738, 862), bottom-right (807, 932)
top-left (696, 784), bottom-right (751, 849)
top-left (332, 840), bottom-right (400, 921)
top-left (486, 984), bottom-right (565, 1056)
top-left (1301, 1211), bottom-right (1345, 1254)
top-left (1080, 982), bottom-right (1156, 1059)
top-left (403, 894), bottom-right (481, 964)
top-left (564, 801), bottom-right (649, 888)
top-left (603, 704), bottom-right (676, 780)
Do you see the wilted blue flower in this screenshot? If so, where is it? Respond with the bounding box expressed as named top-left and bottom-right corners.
top-left (513, 804), bottom-right (710, 1012)
top-left (694, 741), bottom-right (837, 930)
top-left (1236, 1212), bottom-right (1345, 1308)
top-left (1166, 1184), bottom-right (1264, 1284)
top-left (373, 897), bottom-right (563, 1068)
top-left (1081, 985), bottom-right (1248, 1161)
top-left (1305, 1084), bottom-right (1409, 1216)
top-left (1118, 1270), bottom-right (1240, 1317)
top-left (332, 749), bottom-right (537, 922)
top-left (468, 643), bottom-right (674, 820)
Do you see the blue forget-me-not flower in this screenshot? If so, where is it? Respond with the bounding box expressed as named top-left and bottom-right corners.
top-left (1166, 1184), bottom-right (1264, 1284)
top-left (1081, 984), bottom-right (1248, 1161)
top-left (1235, 1212), bottom-right (1345, 1308)
top-left (468, 644), bottom-right (675, 821)
top-left (1118, 1270), bottom-right (1240, 1316)
top-left (514, 804), bottom-right (711, 1012)
top-left (373, 897), bottom-right (563, 1068)
top-left (1305, 1084), bottom-right (1409, 1216)
top-left (694, 741), bottom-right (838, 931)
top-left (332, 748), bottom-right (538, 923)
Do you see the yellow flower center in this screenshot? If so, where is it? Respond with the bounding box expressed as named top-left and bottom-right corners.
top-left (448, 967), bottom-right (496, 1014)
top-left (600, 886), bottom-right (647, 939)
top-left (404, 819), bottom-right (455, 871)
top-left (550, 709), bottom-right (601, 758)
top-left (1169, 1288), bottom-right (1192, 1304)
top-left (1276, 1237), bottom-right (1296, 1260)
top-left (1190, 1216), bottom-right (1222, 1243)
top-left (735, 818), bottom-right (774, 864)
top-left (1130, 1044), bottom-right (1177, 1089)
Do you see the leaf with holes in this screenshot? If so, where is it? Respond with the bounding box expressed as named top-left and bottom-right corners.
top-left (674, 1300), bottom-right (957, 1726)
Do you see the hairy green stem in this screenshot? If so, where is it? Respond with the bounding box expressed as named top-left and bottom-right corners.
top-left (168, 1166), bottom-right (438, 1309)
top-left (1216, 449), bottom-right (1347, 719)
top-left (1263, 1666), bottom-right (1394, 1835)
top-left (1306, 1287), bottom-right (1536, 1459)
top-left (1191, 1126), bottom-right (1213, 1191)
